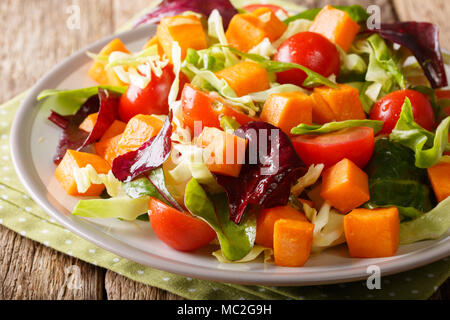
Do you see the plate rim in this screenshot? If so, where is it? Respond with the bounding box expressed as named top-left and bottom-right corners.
top-left (9, 24), bottom-right (450, 286)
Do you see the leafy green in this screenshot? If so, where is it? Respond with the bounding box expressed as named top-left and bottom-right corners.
top-left (72, 196), bottom-right (149, 221)
top-left (37, 86), bottom-right (127, 115)
top-left (390, 98), bottom-right (450, 168)
top-left (284, 5), bottom-right (369, 24)
top-left (365, 138), bottom-right (434, 219)
top-left (220, 116), bottom-right (241, 131)
top-left (184, 178), bottom-right (256, 261)
top-left (400, 197), bottom-right (450, 244)
top-left (212, 245), bottom-right (272, 263)
top-left (221, 45), bottom-right (338, 89)
top-left (291, 120), bottom-right (383, 135)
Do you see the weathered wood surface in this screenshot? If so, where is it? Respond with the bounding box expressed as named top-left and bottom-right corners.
top-left (0, 0), bottom-right (448, 300)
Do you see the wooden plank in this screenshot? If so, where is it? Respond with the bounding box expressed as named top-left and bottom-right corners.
top-left (393, 0), bottom-right (450, 47)
top-left (0, 0), bottom-right (115, 300)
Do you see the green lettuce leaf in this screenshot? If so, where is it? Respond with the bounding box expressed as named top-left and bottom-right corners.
top-left (291, 119), bottom-right (383, 135)
top-left (284, 5), bottom-right (369, 24)
top-left (184, 178), bottom-right (256, 261)
top-left (37, 86), bottom-right (127, 115)
top-left (365, 138), bottom-right (434, 219)
top-left (390, 98), bottom-right (450, 168)
top-left (72, 196), bottom-right (149, 221)
top-left (400, 197), bottom-right (450, 244)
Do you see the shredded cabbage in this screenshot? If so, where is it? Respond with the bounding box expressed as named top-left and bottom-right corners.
top-left (249, 38), bottom-right (276, 59)
top-left (291, 164), bottom-right (324, 196)
top-left (272, 19), bottom-right (312, 48)
top-left (212, 245), bottom-right (273, 263)
top-left (73, 165), bottom-right (124, 197)
top-left (208, 10), bottom-right (239, 67)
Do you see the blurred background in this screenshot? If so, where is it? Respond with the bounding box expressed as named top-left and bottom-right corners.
top-left (0, 0), bottom-right (448, 300)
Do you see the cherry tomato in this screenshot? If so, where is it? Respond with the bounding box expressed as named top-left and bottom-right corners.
top-left (369, 89), bottom-right (435, 135)
top-left (181, 84), bottom-right (255, 134)
top-left (274, 32), bottom-right (340, 88)
top-left (148, 198), bottom-right (216, 252)
top-left (291, 127), bottom-right (375, 169)
top-left (243, 4), bottom-right (289, 16)
top-left (118, 65), bottom-right (175, 122)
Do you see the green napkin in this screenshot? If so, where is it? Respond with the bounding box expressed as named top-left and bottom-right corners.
top-left (0, 0), bottom-right (449, 300)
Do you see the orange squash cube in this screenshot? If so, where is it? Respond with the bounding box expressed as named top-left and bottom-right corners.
top-left (196, 127), bottom-right (248, 178)
top-left (142, 36), bottom-right (165, 56)
top-left (251, 8), bottom-right (287, 42)
top-left (157, 15), bottom-right (208, 61)
top-left (427, 161), bottom-right (450, 202)
top-left (255, 206), bottom-right (308, 248)
top-left (309, 5), bottom-right (360, 52)
top-left (311, 92), bottom-right (336, 124)
top-left (79, 113), bottom-right (99, 132)
top-left (274, 219), bottom-right (314, 267)
top-left (95, 134), bottom-right (126, 165)
top-left (260, 91), bottom-right (314, 135)
top-left (117, 114), bottom-right (164, 155)
top-left (321, 158), bottom-right (370, 213)
top-left (88, 38), bottom-right (130, 86)
top-left (54, 150), bottom-right (111, 196)
top-left (100, 120), bottom-right (127, 141)
top-left (344, 207), bottom-right (400, 258)
top-left (313, 84), bottom-right (366, 122)
top-left (216, 61), bottom-right (270, 97)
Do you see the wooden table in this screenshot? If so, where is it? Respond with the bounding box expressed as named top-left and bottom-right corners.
top-left (0, 0), bottom-right (448, 300)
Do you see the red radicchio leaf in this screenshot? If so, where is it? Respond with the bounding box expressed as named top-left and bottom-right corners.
top-left (53, 89), bottom-right (121, 164)
top-left (133, 0), bottom-right (238, 29)
top-left (48, 110), bottom-right (72, 129)
top-left (213, 122), bottom-right (307, 224)
top-left (112, 113), bottom-right (173, 182)
top-left (367, 22), bottom-right (448, 89)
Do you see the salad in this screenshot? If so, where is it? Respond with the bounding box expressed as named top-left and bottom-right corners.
top-left (38, 0), bottom-right (450, 267)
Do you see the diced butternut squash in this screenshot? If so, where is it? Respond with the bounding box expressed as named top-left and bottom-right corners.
top-left (54, 150), bottom-right (111, 196)
top-left (344, 207), bottom-right (400, 258)
top-left (274, 219), bottom-right (314, 267)
top-left (255, 206), bottom-right (308, 248)
top-left (321, 158), bottom-right (370, 213)
top-left (226, 10), bottom-right (286, 52)
top-left (312, 84), bottom-right (366, 122)
top-left (100, 120), bottom-right (127, 141)
top-left (79, 113), bottom-right (99, 132)
top-left (311, 91), bottom-right (336, 124)
top-left (96, 134), bottom-right (125, 165)
top-left (260, 91), bottom-right (314, 135)
top-left (88, 38), bottom-right (130, 85)
top-left (143, 36), bottom-right (165, 56)
top-left (196, 127), bottom-right (248, 178)
top-left (216, 61), bottom-right (270, 97)
top-left (309, 5), bottom-right (360, 52)
top-left (156, 15), bottom-right (208, 62)
top-left (117, 114), bottom-right (164, 155)
top-left (427, 161), bottom-right (450, 202)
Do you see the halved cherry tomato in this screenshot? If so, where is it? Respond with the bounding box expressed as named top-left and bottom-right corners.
top-left (243, 4), bottom-right (289, 16)
top-left (148, 197), bottom-right (216, 252)
top-left (274, 32), bottom-right (340, 88)
top-left (292, 127), bottom-right (375, 169)
top-left (369, 89), bottom-right (435, 135)
top-left (181, 84), bottom-right (256, 134)
top-left (118, 65), bottom-right (175, 122)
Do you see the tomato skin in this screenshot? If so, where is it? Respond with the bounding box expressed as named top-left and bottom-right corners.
top-left (243, 4), bottom-right (288, 15)
top-left (369, 89), bottom-right (435, 135)
top-left (181, 84), bottom-right (255, 133)
top-left (148, 198), bottom-right (216, 252)
top-left (292, 127), bottom-right (375, 169)
top-left (118, 65), bottom-right (175, 122)
top-left (274, 32), bottom-right (340, 88)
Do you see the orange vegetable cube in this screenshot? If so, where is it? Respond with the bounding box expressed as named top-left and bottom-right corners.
top-left (95, 134), bottom-right (126, 165)
top-left (321, 158), bottom-right (370, 213)
top-left (100, 120), bottom-right (127, 141)
top-left (54, 150), bottom-right (111, 196)
top-left (196, 127), bottom-right (248, 178)
top-left (344, 207), bottom-right (400, 258)
top-left (226, 10), bottom-right (286, 52)
top-left (79, 113), bottom-right (99, 132)
top-left (309, 5), bottom-right (360, 52)
top-left (88, 38), bottom-right (130, 85)
top-left (427, 161), bottom-right (450, 202)
top-left (274, 219), bottom-right (314, 267)
top-left (117, 114), bottom-right (164, 154)
top-left (216, 61), bottom-right (270, 97)
top-left (260, 91), bottom-right (314, 135)
top-left (313, 84), bottom-right (366, 122)
top-left (255, 206), bottom-right (308, 248)
top-left (157, 15), bottom-right (208, 61)
top-left (142, 36), bottom-right (165, 56)
top-left (311, 92), bottom-right (336, 124)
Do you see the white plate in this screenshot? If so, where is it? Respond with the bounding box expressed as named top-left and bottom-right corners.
top-left (10, 24), bottom-right (450, 286)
